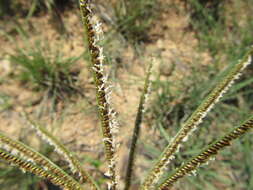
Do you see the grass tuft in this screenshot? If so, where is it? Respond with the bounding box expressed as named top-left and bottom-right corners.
top-left (10, 44), bottom-right (82, 102)
top-left (113, 0), bottom-right (158, 43)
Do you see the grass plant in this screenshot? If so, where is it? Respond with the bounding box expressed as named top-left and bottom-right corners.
top-left (185, 0), bottom-right (225, 55)
top-left (0, 93), bottom-right (12, 112)
top-left (0, 0), bottom-right (78, 18)
top-left (113, 0), bottom-right (158, 43)
top-left (10, 44), bottom-right (81, 102)
top-left (0, 1), bottom-right (253, 190)
top-left (186, 0), bottom-right (253, 59)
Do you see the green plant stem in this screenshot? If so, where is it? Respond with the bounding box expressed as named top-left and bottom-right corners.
top-left (124, 61), bottom-right (153, 190)
top-left (158, 116), bottom-right (253, 190)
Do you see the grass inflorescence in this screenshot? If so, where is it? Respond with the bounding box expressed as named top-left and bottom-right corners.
top-left (0, 1), bottom-right (253, 190)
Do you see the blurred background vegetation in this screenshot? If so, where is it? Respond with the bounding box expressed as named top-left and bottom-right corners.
top-left (0, 0), bottom-right (253, 190)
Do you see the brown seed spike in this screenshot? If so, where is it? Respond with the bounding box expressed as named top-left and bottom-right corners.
top-left (157, 116), bottom-right (253, 190)
top-left (141, 49), bottom-right (253, 190)
top-left (79, 0), bottom-right (118, 189)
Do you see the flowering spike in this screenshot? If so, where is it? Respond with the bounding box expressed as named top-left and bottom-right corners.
top-left (0, 148), bottom-right (83, 190)
top-left (23, 113), bottom-right (99, 190)
top-left (141, 48), bottom-right (253, 190)
top-left (0, 132), bottom-right (82, 189)
top-left (79, 1), bottom-right (118, 189)
top-left (158, 116), bottom-right (253, 190)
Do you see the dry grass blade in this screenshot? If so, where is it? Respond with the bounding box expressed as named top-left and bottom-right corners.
top-left (158, 116), bottom-right (253, 190)
top-left (124, 61), bottom-right (153, 190)
top-left (0, 148), bottom-right (83, 190)
top-left (0, 132), bottom-right (82, 188)
top-left (141, 48), bottom-right (253, 190)
top-left (23, 113), bottom-right (99, 190)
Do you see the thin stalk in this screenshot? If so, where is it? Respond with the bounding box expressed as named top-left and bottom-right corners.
top-left (79, 1), bottom-right (118, 189)
top-left (124, 61), bottom-right (153, 190)
top-left (141, 48), bottom-right (253, 190)
top-left (158, 116), bottom-right (253, 190)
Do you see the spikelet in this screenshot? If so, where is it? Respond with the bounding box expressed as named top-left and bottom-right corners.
top-left (124, 60), bottom-right (153, 190)
top-left (79, 1), bottom-right (119, 189)
top-left (0, 132), bottom-right (82, 188)
top-left (158, 116), bottom-right (253, 190)
top-left (140, 48), bottom-right (253, 190)
top-left (23, 113), bottom-right (99, 190)
top-left (0, 148), bottom-right (83, 190)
